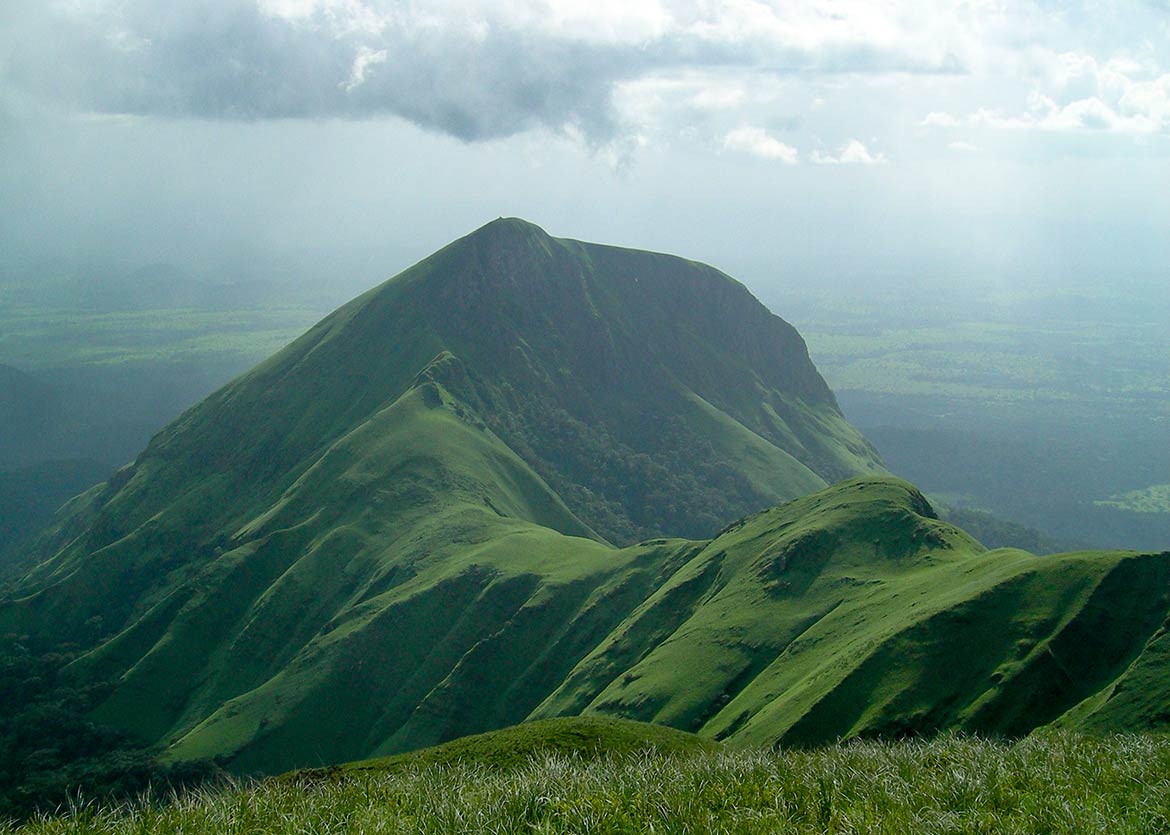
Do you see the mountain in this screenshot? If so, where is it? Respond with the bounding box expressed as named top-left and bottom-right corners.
top-left (0, 364), bottom-right (78, 468)
top-left (0, 458), bottom-right (111, 575)
top-left (2, 219), bottom-right (1167, 778)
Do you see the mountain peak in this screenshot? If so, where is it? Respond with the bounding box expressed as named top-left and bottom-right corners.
top-left (463, 216), bottom-right (552, 250)
top-left (475, 216), bottom-right (548, 235)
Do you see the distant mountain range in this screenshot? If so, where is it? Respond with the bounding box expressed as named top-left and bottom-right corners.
top-left (3, 220), bottom-right (1166, 775)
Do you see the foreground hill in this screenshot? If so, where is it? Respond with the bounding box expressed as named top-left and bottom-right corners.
top-left (2, 220), bottom-right (1168, 779)
top-left (299, 716), bottom-right (713, 777)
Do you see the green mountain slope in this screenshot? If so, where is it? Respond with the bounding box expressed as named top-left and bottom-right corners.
top-left (535, 478), bottom-right (1170, 744)
top-left (1, 220), bottom-right (1167, 779)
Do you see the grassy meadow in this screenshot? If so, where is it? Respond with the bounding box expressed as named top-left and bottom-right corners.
top-left (8, 732), bottom-right (1170, 834)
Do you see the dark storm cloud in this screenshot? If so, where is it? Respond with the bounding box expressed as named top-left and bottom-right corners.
top-left (1, 1), bottom-right (639, 142)
top-left (0, 1), bottom-right (963, 143)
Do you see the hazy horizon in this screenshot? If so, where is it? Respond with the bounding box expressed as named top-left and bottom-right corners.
top-left (2, 0), bottom-right (1168, 306)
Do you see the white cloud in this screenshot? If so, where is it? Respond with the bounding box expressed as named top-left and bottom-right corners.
top-left (972, 90), bottom-right (1166, 134)
top-left (810, 139), bottom-right (886, 164)
top-left (947, 140), bottom-right (981, 152)
top-left (921, 111), bottom-right (961, 127)
top-left (342, 46), bottom-right (387, 93)
top-left (723, 126), bottom-right (799, 163)
top-left (1119, 75), bottom-right (1170, 128)
top-left (959, 50), bottom-right (1170, 136)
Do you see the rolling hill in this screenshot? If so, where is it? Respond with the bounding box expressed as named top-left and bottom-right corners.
top-left (2, 219), bottom-right (1167, 778)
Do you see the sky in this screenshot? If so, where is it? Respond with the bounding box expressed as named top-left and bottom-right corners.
top-left (1, 0), bottom-right (1168, 299)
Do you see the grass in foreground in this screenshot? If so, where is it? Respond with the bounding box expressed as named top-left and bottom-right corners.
top-left (8, 733), bottom-right (1170, 834)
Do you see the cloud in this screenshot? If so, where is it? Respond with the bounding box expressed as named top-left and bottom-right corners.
top-left (921, 111), bottom-right (961, 127)
top-left (722, 126), bottom-right (798, 163)
top-left (2, 0), bottom-right (1166, 158)
top-left (957, 51), bottom-right (1170, 136)
top-left (947, 140), bottom-right (980, 152)
top-left (342, 46), bottom-right (388, 93)
top-left (810, 139), bottom-right (886, 164)
top-left (971, 91), bottom-right (1167, 135)
top-left (0, 0), bottom-right (969, 146)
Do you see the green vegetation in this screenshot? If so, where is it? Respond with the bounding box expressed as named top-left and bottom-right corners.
top-left (6, 466), bottom-right (1168, 777)
top-left (10, 731), bottom-right (1170, 834)
top-left (0, 307), bottom-right (312, 371)
top-left (538, 478), bottom-right (1170, 747)
top-left (0, 220), bottom-right (882, 778)
top-left (793, 299), bottom-right (1168, 410)
top-left (1097, 484), bottom-right (1170, 514)
top-left (933, 504), bottom-right (1071, 554)
top-left (318, 716), bottom-right (713, 775)
top-left (0, 638), bottom-right (220, 821)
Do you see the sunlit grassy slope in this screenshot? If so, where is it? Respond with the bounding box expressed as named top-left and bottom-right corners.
top-left (537, 480), bottom-right (1170, 745)
top-left (314, 715), bottom-right (715, 775)
top-left (2, 219), bottom-right (1168, 779)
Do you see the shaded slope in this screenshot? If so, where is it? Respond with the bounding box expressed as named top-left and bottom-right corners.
top-left (23, 368), bottom-right (690, 772)
top-left (0, 343), bottom-right (703, 772)
top-left (85, 217), bottom-right (872, 551)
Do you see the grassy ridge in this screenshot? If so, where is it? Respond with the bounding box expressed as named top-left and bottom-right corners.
top-left (10, 730), bottom-right (1170, 834)
top-left (536, 479), bottom-right (1170, 745)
